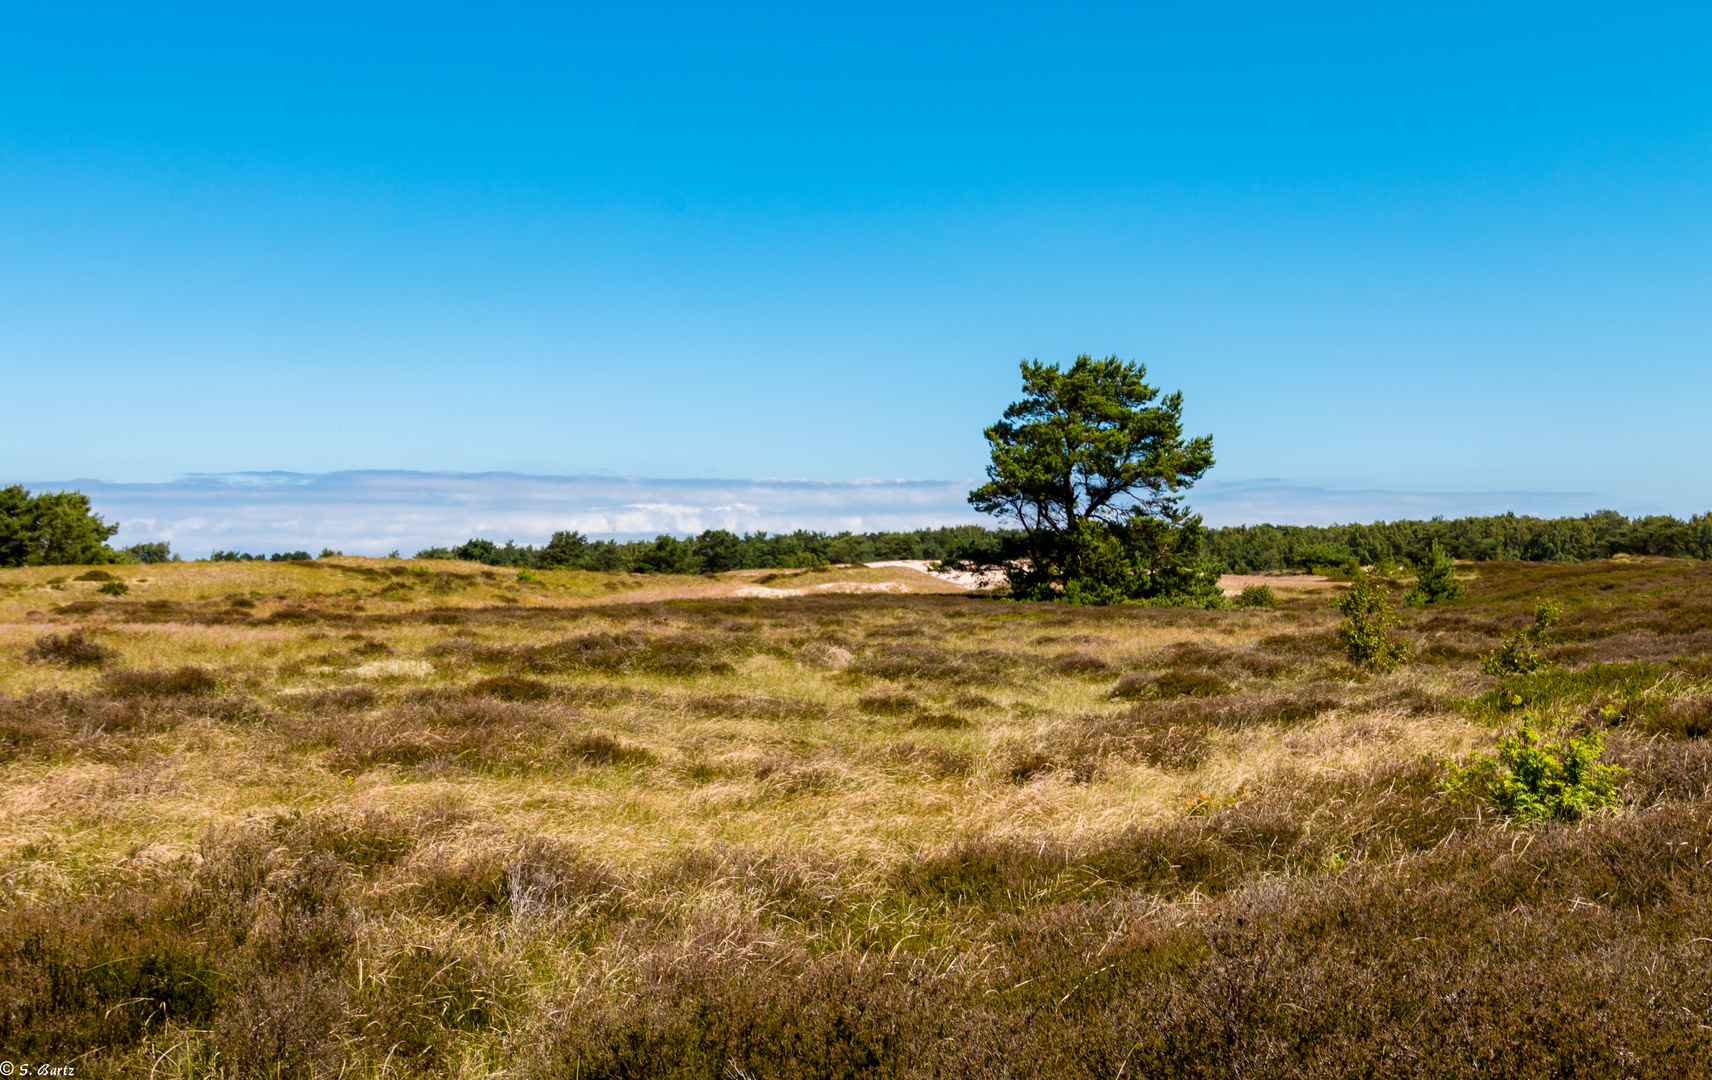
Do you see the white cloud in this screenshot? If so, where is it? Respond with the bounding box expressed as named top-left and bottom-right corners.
top-left (10, 470), bottom-right (1647, 558)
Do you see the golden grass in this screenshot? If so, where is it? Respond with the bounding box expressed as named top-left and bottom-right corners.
top-left (0, 559), bottom-right (1481, 874)
top-left (4, 555), bottom-right (1711, 1074)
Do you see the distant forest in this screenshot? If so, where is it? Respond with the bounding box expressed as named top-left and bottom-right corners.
top-left (415, 510), bottom-right (1712, 575)
top-left (1201, 510), bottom-right (1712, 573)
top-left (414, 526), bottom-right (998, 574)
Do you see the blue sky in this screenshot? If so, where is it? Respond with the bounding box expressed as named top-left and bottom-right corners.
top-left (4, 3), bottom-right (1710, 539)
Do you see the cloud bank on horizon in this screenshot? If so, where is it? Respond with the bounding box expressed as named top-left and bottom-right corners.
top-left (17, 471), bottom-right (1616, 558)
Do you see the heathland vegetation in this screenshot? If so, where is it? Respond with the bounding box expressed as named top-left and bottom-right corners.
top-left (3, 545), bottom-right (1712, 1076)
top-left (2, 361), bottom-right (1711, 1074)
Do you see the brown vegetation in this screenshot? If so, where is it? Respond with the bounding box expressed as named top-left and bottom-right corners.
top-left (0, 554), bottom-right (1710, 1075)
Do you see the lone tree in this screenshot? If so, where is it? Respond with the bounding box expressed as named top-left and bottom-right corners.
top-left (0, 486), bottom-right (122, 568)
top-left (966, 355), bottom-right (1220, 605)
top-left (1403, 540), bottom-right (1465, 606)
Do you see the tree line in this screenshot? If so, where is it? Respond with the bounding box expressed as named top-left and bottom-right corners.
top-left (7, 352), bottom-right (1711, 595)
top-left (413, 526), bottom-right (999, 573)
top-left (1202, 510), bottom-right (1712, 573)
top-left (404, 510), bottom-right (1712, 578)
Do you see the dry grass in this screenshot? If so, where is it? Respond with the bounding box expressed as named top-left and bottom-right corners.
top-left (1, 555), bottom-right (1711, 1075)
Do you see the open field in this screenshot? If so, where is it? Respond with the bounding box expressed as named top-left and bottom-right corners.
top-left (2, 555), bottom-right (1711, 1077)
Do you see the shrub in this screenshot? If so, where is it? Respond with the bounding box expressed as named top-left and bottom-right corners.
top-left (1402, 540), bottom-right (1466, 606)
top-left (122, 541), bottom-right (173, 563)
top-left (270, 551), bottom-right (314, 562)
top-left (1443, 721), bottom-right (1626, 822)
top-left (1643, 696), bottom-right (1712, 739)
top-left (909, 712), bottom-right (971, 730)
top-left (98, 581), bottom-right (129, 596)
top-left (103, 665), bottom-right (219, 697)
top-left (1152, 671), bottom-right (1232, 698)
top-left (25, 630), bottom-right (118, 667)
top-left (1233, 584), bottom-right (1277, 608)
top-left (1335, 573), bottom-right (1409, 671)
top-left (1480, 601), bottom-right (1562, 675)
top-left (1294, 542), bottom-right (1358, 575)
top-left (857, 692), bottom-right (919, 715)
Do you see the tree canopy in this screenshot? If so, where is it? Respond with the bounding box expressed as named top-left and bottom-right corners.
top-left (0, 486), bottom-right (123, 568)
top-left (965, 355), bottom-right (1220, 604)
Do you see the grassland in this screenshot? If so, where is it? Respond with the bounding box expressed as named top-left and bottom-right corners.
top-left (1, 555), bottom-right (1710, 1077)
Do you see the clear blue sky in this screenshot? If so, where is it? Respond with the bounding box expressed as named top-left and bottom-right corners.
top-left (4, 3), bottom-right (1709, 517)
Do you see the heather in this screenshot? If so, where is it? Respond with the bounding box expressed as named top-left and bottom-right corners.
top-left (1, 553), bottom-right (1710, 1075)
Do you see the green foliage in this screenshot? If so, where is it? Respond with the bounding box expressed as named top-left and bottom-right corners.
top-left (98, 581), bottom-right (129, 596)
top-left (1443, 721), bottom-right (1625, 822)
top-left (965, 355), bottom-right (1218, 606)
top-left (1402, 540), bottom-right (1466, 606)
top-left (631, 534), bottom-right (694, 575)
top-left (122, 541), bottom-right (173, 564)
top-left (534, 530), bottom-right (587, 569)
top-left (318, 548), bottom-right (342, 558)
top-left (1335, 573), bottom-right (1409, 670)
top-left (532, 530), bottom-right (627, 571)
top-left (1474, 661), bottom-right (1668, 719)
top-left (419, 526), bottom-right (995, 573)
top-left (213, 549), bottom-right (312, 562)
top-left (1205, 508), bottom-right (1712, 573)
top-left (1233, 584), bottom-right (1277, 608)
top-left (692, 529), bottom-right (744, 573)
top-left (451, 538), bottom-right (501, 564)
top-left (0, 485), bottom-right (122, 568)
top-left (1293, 542), bottom-right (1357, 574)
top-left (1480, 601), bottom-right (1562, 676)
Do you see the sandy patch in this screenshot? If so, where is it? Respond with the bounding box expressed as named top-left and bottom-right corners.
top-left (865, 560), bottom-right (1005, 589)
top-left (1217, 573), bottom-right (1334, 597)
top-left (734, 581), bottom-right (909, 598)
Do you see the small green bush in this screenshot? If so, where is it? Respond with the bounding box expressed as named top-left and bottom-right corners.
top-left (1233, 584), bottom-right (1277, 608)
top-left (123, 541), bottom-right (173, 563)
top-left (1294, 542), bottom-right (1358, 575)
top-left (1335, 573), bottom-right (1409, 671)
top-left (98, 581), bottom-right (129, 596)
top-left (1403, 541), bottom-right (1465, 606)
top-left (1443, 720), bottom-right (1625, 822)
top-left (1480, 601), bottom-right (1561, 675)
